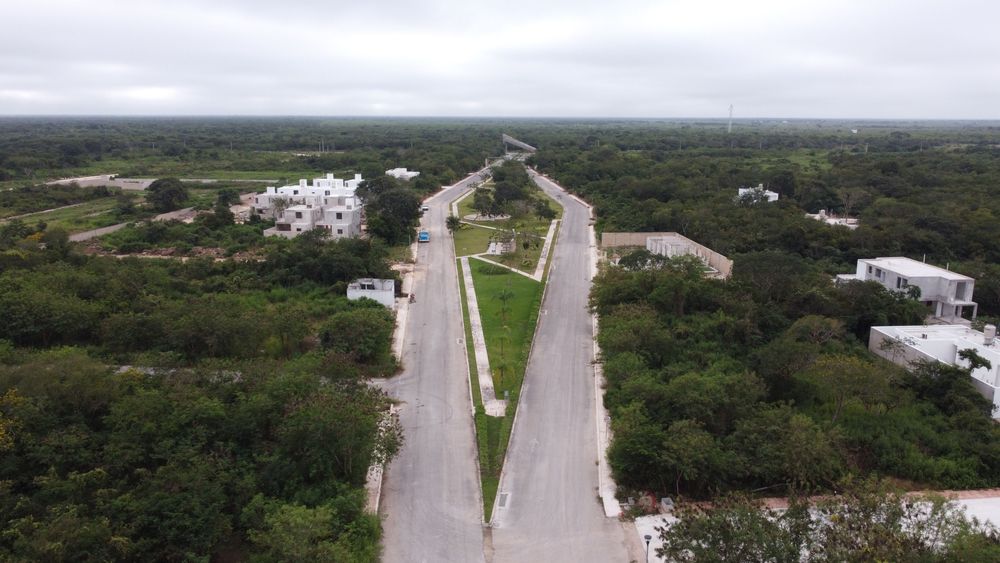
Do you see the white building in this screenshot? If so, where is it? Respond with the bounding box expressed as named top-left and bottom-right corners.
top-left (869, 325), bottom-right (1000, 419)
top-left (737, 184), bottom-right (779, 202)
top-left (347, 278), bottom-right (396, 310)
top-left (838, 257), bottom-right (977, 322)
top-left (386, 167), bottom-right (420, 181)
top-left (806, 209), bottom-right (859, 229)
top-left (253, 173), bottom-right (364, 239)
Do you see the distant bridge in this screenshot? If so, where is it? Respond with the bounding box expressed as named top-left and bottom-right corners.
top-left (502, 133), bottom-right (537, 153)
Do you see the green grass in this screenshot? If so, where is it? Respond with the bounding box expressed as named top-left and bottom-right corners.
top-left (18, 197), bottom-right (131, 233)
top-left (469, 258), bottom-right (542, 401)
top-left (458, 257), bottom-right (544, 521)
top-left (457, 267), bottom-right (497, 517)
top-left (452, 223), bottom-right (497, 257)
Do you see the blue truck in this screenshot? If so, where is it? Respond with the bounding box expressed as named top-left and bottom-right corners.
top-left (417, 230), bottom-right (430, 243)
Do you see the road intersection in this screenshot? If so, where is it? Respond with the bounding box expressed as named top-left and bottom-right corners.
top-left (380, 167), bottom-right (632, 562)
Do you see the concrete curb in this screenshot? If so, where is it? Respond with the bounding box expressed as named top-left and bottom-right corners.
top-left (490, 174), bottom-right (566, 526)
top-left (451, 187), bottom-right (476, 217)
top-left (441, 180), bottom-right (490, 527)
top-left (460, 257), bottom-right (507, 417)
top-left (390, 242), bottom-right (418, 362)
top-left (488, 173), bottom-right (561, 526)
top-left (365, 404), bottom-right (399, 513)
top-left (469, 255), bottom-right (538, 281)
top-left (530, 168), bottom-right (621, 518)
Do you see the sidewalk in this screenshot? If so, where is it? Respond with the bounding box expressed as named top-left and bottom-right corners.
top-left (460, 257), bottom-right (507, 417)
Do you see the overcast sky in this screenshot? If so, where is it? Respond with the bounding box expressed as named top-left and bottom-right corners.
top-left (1, 0), bottom-right (998, 118)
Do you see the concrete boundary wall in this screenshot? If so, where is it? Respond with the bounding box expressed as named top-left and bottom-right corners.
top-left (601, 231), bottom-right (733, 279)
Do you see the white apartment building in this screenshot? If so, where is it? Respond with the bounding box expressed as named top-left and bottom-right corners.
top-left (254, 173), bottom-right (364, 239)
top-left (869, 325), bottom-right (1000, 419)
top-left (737, 184), bottom-right (779, 202)
top-left (838, 257), bottom-right (977, 322)
top-left (347, 278), bottom-right (396, 310)
top-left (386, 167), bottom-right (420, 181)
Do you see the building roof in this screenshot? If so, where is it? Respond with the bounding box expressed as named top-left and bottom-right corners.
top-left (348, 278), bottom-right (395, 291)
top-left (862, 257), bottom-right (972, 281)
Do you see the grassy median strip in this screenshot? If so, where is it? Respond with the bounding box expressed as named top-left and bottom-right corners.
top-left (457, 256), bottom-right (544, 521)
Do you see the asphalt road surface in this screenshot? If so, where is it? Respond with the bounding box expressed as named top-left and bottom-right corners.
top-left (380, 171), bottom-right (489, 563)
top-left (489, 172), bottom-right (632, 562)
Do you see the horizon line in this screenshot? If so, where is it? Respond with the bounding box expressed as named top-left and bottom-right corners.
top-left (1, 114), bottom-right (1000, 122)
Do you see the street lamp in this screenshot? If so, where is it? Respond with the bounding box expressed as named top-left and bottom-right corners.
top-left (644, 534), bottom-right (652, 563)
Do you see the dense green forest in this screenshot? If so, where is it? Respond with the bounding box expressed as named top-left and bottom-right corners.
top-left (2, 118), bottom-right (1000, 557)
top-left (0, 117), bottom-right (506, 192)
top-left (524, 124), bottom-right (1000, 501)
top-left (0, 227), bottom-right (401, 560)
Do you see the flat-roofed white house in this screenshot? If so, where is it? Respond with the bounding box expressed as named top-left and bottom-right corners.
top-left (253, 173), bottom-right (364, 239)
top-left (386, 167), bottom-right (420, 181)
top-left (838, 257), bottom-right (977, 322)
top-left (737, 184), bottom-right (779, 203)
top-left (869, 324), bottom-right (1000, 419)
top-left (347, 278), bottom-right (396, 310)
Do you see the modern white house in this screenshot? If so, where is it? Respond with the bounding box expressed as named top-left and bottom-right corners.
top-left (347, 278), bottom-right (396, 310)
top-left (386, 167), bottom-right (420, 181)
top-left (869, 324), bottom-right (1000, 419)
top-left (253, 173), bottom-right (364, 239)
top-left (837, 257), bottom-right (977, 322)
top-left (806, 209), bottom-right (860, 229)
top-left (737, 184), bottom-right (779, 202)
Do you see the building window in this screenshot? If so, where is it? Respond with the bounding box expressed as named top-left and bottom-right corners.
top-left (325, 191), bottom-right (330, 195)
top-left (295, 212), bottom-right (302, 219)
top-left (296, 228), bottom-right (301, 232)
top-left (867, 265), bottom-right (872, 274)
top-left (277, 223), bottom-right (291, 231)
top-left (336, 212), bottom-right (343, 220)
top-left (337, 229), bottom-right (343, 234)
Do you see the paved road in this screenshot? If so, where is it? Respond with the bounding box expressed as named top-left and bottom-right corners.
top-left (380, 171), bottom-right (489, 563)
top-left (489, 173), bottom-right (632, 562)
top-left (69, 222), bottom-right (129, 242)
top-left (69, 207), bottom-right (196, 242)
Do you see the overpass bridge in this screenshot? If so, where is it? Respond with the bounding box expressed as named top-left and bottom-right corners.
top-left (502, 133), bottom-right (537, 153)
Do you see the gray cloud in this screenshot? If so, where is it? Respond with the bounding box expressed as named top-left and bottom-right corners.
top-left (0, 0), bottom-right (997, 117)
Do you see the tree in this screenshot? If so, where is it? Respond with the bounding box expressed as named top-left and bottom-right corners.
top-left (446, 215), bottom-right (461, 234)
top-left (355, 175), bottom-right (399, 203)
top-left (319, 307), bottom-right (395, 364)
top-left (365, 188), bottom-right (421, 245)
top-left (658, 494), bottom-right (811, 563)
top-left (800, 354), bottom-right (893, 423)
top-left (216, 187), bottom-right (241, 207)
top-left (659, 480), bottom-right (1000, 563)
top-left (472, 189), bottom-right (494, 217)
top-left (146, 178), bottom-right (189, 213)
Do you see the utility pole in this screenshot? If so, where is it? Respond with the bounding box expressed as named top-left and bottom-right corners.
top-left (727, 104), bottom-right (734, 134)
